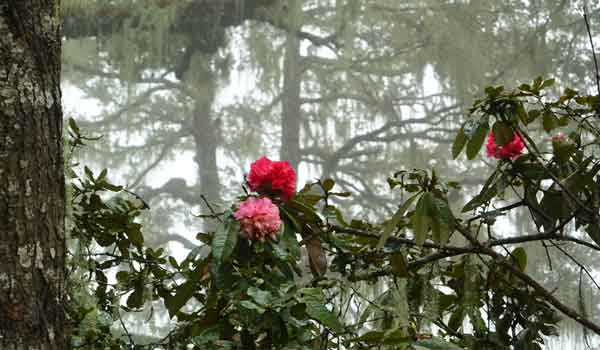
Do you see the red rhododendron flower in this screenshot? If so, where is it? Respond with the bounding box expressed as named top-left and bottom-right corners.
top-left (485, 132), bottom-right (524, 160)
top-left (233, 197), bottom-right (282, 241)
top-left (247, 156), bottom-right (296, 201)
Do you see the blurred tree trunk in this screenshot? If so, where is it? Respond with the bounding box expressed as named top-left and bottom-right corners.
top-left (187, 56), bottom-right (221, 204)
top-left (193, 96), bottom-right (221, 203)
top-left (280, 0), bottom-right (302, 170)
top-left (0, 2), bottom-right (66, 349)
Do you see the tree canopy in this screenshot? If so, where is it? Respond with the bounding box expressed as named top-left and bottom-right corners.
top-left (58, 1), bottom-right (600, 349)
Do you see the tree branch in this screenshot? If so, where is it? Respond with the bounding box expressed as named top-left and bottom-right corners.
top-left (456, 224), bottom-right (600, 336)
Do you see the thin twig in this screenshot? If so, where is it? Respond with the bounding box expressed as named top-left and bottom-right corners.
top-left (584, 5), bottom-right (600, 96)
top-left (200, 194), bottom-right (223, 223)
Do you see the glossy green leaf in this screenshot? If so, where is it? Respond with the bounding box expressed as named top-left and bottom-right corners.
top-left (492, 121), bottom-right (513, 146)
top-left (542, 111), bottom-right (558, 132)
top-left (126, 224), bottom-right (144, 248)
top-left (165, 281), bottom-right (196, 317)
top-left (412, 192), bottom-right (435, 246)
top-left (211, 216), bottom-right (239, 264)
top-left (377, 193), bottom-right (419, 249)
top-left (431, 197), bottom-right (454, 245)
top-left (247, 287), bottom-right (273, 306)
top-left (466, 121), bottom-right (489, 160)
top-left (452, 128), bottom-right (468, 159)
top-left (511, 247), bottom-right (527, 272)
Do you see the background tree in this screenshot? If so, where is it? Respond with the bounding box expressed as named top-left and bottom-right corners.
top-left (61, 0), bottom-right (600, 346)
top-left (0, 1), bottom-right (65, 349)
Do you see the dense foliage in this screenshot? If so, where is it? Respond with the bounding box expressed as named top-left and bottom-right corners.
top-left (65, 77), bottom-right (600, 350)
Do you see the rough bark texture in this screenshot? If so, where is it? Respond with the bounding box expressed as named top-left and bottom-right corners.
top-left (0, 1), bottom-right (66, 349)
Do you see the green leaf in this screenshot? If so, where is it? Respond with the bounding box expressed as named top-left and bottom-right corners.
top-left (552, 141), bottom-right (576, 163)
top-left (511, 247), bottom-right (527, 272)
top-left (462, 170), bottom-right (500, 212)
top-left (377, 193), bottom-right (419, 249)
top-left (298, 288), bottom-right (343, 333)
top-left (68, 117), bottom-right (81, 135)
top-left (286, 198), bottom-right (323, 224)
top-left (351, 331), bottom-right (385, 343)
top-left (116, 271), bottom-right (130, 285)
top-left (527, 109), bottom-right (541, 124)
top-left (540, 78), bottom-right (555, 89)
top-left (281, 221), bottom-right (300, 259)
top-left (431, 198), bottom-right (454, 245)
top-left (126, 224), bottom-right (144, 248)
top-left (413, 338), bottom-right (464, 350)
top-left (586, 224), bottom-right (600, 248)
top-left (165, 281), bottom-right (196, 317)
top-left (542, 111), bottom-right (558, 133)
top-left (247, 287), bottom-right (273, 306)
top-left (452, 128), bottom-right (468, 159)
top-left (239, 300), bottom-right (266, 314)
top-left (390, 252), bottom-right (409, 278)
top-left (492, 121), bottom-right (513, 146)
top-left (84, 166), bottom-right (94, 181)
top-left (126, 281), bottom-right (145, 309)
top-left (412, 192), bottom-right (435, 246)
top-left (516, 103), bottom-right (529, 125)
top-left (211, 217), bottom-right (239, 264)
top-left (449, 306), bottom-right (465, 332)
top-left (539, 189), bottom-right (571, 230)
top-left (466, 121), bottom-right (489, 160)
top-left (168, 256), bottom-right (179, 269)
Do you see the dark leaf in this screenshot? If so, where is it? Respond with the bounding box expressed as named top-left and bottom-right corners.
top-left (165, 281), bottom-right (196, 318)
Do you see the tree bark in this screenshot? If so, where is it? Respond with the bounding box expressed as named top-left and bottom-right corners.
top-left (0, 2), bottom-right (66, 349)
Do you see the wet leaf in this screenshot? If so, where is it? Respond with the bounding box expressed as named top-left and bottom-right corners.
top-left (452, 128), bottom-right (468, 159)
top-left (211, 216), bottom-right (239, 264)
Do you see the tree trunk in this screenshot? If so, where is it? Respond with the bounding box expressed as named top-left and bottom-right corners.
top-left (280, 0), bottom-right (302, 170)
top-left (188, 59), bottom-right (221, 204)
top-left (193, 100), bottom-right (221, 203)
top-left (0, 2), bottom-right (66, 349)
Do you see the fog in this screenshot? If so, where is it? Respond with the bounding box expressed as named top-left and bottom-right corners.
top-left (62, 1), bottom-right (600, 348)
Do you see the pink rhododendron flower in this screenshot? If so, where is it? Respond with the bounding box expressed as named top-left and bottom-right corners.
top-left (485, 132), bottom-right (524, 159)
top-left (247, 156), bottom-right (296, 201)
top-left (233, 197), bottom-right (282, 241)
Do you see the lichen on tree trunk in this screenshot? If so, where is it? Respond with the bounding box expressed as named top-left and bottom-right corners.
top-left (0, 1), bottom-right (66, 349)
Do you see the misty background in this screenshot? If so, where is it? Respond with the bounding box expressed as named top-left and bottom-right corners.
top-left (61, 1), bottom-right (600, 348)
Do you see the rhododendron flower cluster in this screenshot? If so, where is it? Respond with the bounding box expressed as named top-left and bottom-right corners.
top-left (233, 197), bottom-right (282, 241)
top-left (485, 132), bottom-right (525, 159)
top-left (247, 156), bottom-right (296, 201)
